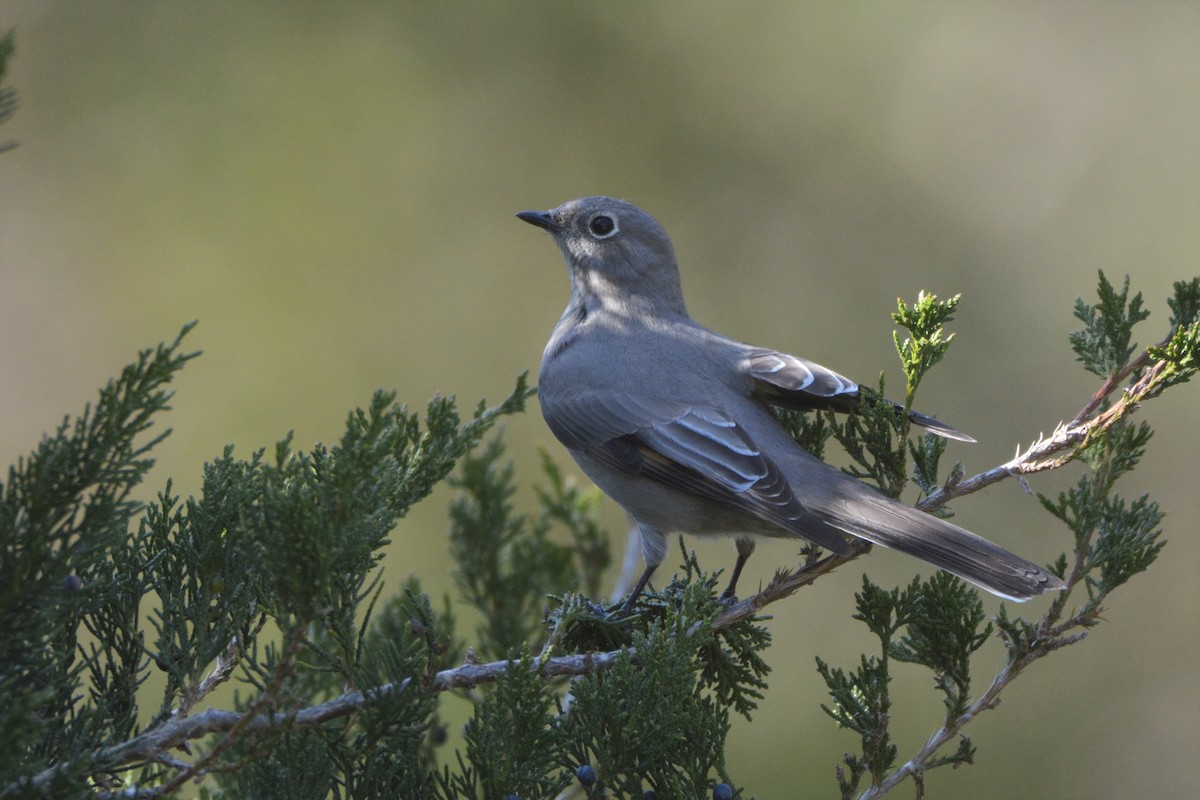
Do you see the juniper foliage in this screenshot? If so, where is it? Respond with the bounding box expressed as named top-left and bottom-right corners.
top-left (892, 291), bottom-right (961, 402)
top-left (1069, 273), bottom-right (1149, 378)
top-left (1, 269), bottom-right (1194, 798)
top-left (447, 440), bottom-right (606, 660)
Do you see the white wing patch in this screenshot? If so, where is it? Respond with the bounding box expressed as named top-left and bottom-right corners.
top-left (641, 409), bottom-right (766, 493)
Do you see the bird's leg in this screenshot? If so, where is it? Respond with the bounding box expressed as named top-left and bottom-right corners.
top-left (721, 537), bottom-right (757, 600)
top-left (619, 563), bottom-right (658, 615)
top-left (618, 523), bottom-right (667, 615)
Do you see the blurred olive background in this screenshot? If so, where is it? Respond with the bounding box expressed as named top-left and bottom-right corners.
top-left (2, 2), bottom-right (1197, 798)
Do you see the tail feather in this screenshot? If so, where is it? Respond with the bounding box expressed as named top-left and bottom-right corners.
top-left (904, 407), bottom-right (976, 443)
top-left (823, 491), bottom-right (1065, 601)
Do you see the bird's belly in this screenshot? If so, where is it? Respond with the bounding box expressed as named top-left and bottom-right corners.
top-left (570, 450), bottom-right (793, 540)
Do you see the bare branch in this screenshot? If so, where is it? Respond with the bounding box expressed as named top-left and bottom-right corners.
top-left (917, 347), bottom-right (1172, 513)
top-left (707, 542), bottom-right (872, 632)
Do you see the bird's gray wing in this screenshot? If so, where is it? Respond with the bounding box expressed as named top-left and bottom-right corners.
top-left (742, 348), bottom-right (975, 442)
top-left (542, 389), bottom-right (851, 553)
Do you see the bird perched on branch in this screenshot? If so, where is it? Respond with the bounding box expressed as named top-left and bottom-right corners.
top-left (518, 196), bottom-right (1064, 609)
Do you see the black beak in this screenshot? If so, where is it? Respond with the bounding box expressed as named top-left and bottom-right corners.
top-left (516, 210), bottom-right (559, 232)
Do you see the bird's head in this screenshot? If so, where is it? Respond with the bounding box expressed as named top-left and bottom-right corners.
top-left (518, 196), bottom-right (687, 317)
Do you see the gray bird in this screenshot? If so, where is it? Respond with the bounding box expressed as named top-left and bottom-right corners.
top-left (518, 196), bottom-right (1065, 606)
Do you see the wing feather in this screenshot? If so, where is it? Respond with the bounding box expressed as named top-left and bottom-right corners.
top-left (541, 388), bottom-right (850, 553)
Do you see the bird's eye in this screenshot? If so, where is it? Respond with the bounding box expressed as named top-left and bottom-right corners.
top-left (588, 214), bottom-right (618, 238)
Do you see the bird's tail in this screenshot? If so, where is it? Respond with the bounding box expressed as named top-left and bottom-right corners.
top-left (821, 488), bottom-right (1065, 601)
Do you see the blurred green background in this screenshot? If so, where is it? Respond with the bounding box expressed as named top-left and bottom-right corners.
top-left (2, 2), bottom-right (1197, 798)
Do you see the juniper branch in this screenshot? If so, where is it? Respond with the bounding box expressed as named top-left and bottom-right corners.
top-left (20, 648), bottom-right (637, 797)
top-left (852, 546), bottom-right (1099, 800)
top-left (916, 327), bottom-right (1188, 513)
top-left (141, 626), bottom-right (309, 799)
top-left (854, 638), bottom-right (1069, 800)
top-left (706, 543), bottom-right (873, 632)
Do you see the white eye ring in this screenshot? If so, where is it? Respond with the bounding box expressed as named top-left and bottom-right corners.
top-left (587, 214), bottom-right (619, 239)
